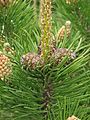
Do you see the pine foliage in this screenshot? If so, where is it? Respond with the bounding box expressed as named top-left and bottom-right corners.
top-left (0, 0), bottom-right (90, 120)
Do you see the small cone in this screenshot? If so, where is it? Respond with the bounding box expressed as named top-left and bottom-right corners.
top-left (21, 52), bottom-right (44, 69)
top-left (52, 48), bottom-right (76, 63)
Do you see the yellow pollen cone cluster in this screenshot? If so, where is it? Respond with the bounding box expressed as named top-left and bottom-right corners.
top-left (0, 52), bottom-right (12, 79)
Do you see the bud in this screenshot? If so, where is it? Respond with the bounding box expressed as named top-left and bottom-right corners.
top-left (67, 115), bottom-right (81, 120)
top-left (4, 42), bottom-right (10, 48)
top-left (56, 26), bottom-right (65, 40)
top-left (3, 42), bottom-right (15, 55)
top-left (0, 51), bottom-right (12, 80)
top-left (66, 0), bottom-right (78, 4)
top-left (65, 21), bottom-right (71, 37)
top-left (66, 0), bottom-right (71, 4)
top-left (56, 20), bottom-right (71, 40)
top-left (0, 36), bottom-right (5, 45)
top-left (3, 42), bottom-right (11, 52)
